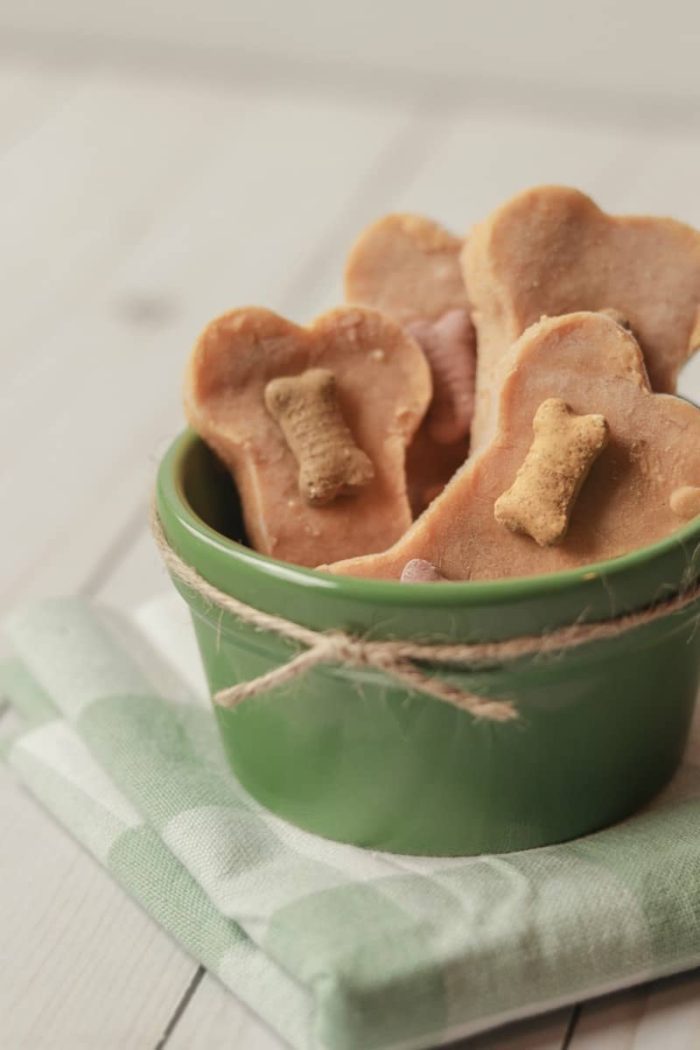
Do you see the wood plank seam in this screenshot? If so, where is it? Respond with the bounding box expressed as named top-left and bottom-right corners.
top-left (154, 966), bottom-right (206, 1050)
top-left (79, 500), bottom-right (152, 599)
top-left (561, 1004), bottom-right (582, 1048)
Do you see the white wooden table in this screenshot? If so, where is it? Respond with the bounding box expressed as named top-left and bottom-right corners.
top-left (2, 15), bottom-right (700, 1047)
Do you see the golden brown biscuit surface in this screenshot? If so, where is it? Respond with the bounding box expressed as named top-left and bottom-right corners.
top-left (327, 312), bottom-right (700, 581)
top-left (185, 306), bottom-right (431, 567)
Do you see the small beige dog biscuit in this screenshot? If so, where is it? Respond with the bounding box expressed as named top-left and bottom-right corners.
top-left (265, 369), bottom-right (374, 505)
top-left (184, 306), bottom-right (431, 567)
top-left (464, 186), bottom-right (700, 451)
top-left (494, 399), bottom-right (609, 546)
top-left (327, 313), bottom-right (700, 581)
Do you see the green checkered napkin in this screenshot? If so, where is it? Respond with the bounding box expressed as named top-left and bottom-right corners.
top-left (3, 596), bottom-right (700, 1050)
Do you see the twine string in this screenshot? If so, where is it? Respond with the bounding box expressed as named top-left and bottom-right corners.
top-left (151, 508), bottom-right (700, 724)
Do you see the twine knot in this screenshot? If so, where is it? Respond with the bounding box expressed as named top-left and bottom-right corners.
top-left (319, 633), bottom-right (371, 667)
top-left (151, 506), bottom-right (700, 724)
top-left (318, 633), bottom-right (394, 673)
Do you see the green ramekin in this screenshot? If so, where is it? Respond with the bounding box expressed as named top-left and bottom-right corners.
top-left (156, 429), bottom-right (700, 856)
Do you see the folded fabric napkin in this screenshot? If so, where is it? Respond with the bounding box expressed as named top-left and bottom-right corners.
top-left (3, 595), bottom-right (700, 1050)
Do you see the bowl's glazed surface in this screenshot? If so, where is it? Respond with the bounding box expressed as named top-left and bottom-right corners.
top-left (156, 429), bottom-right (700, 855)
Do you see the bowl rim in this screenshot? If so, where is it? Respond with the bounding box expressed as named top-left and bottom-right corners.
top-left (157, 428), bottom-right (700, 609)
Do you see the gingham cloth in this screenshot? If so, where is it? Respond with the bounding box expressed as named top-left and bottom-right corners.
top-left (3, 595), bottom-right (700, 1050)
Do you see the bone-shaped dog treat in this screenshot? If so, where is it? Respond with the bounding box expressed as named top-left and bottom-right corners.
top-left (345, 213), bottom-right (474, 509)
top-left (494, 399), bottom-right (609, 546)
top-left (185, 306), bottom-right (431, 567)
top-left (326, 312), bottom-right (700, 581)
top-left (463, 186), bottom-right (700, 451)
top-left (264, 369), bottom-right (374, 505)
top-left (345, 213), bottom-right (467, 325)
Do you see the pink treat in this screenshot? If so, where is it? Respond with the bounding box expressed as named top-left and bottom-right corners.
top-left (400, 558), bottom-right (447, 582)
top-left (406, 308), bottom-right (476, 445)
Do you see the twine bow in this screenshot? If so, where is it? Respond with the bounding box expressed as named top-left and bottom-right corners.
top-left (151, 508), bottom-right (700, 724)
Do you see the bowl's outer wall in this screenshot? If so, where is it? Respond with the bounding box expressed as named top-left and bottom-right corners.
top-left (157, 431), bottom-right (700, 855)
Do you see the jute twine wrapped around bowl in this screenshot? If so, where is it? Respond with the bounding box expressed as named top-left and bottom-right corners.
top-left (151, 509), bottom-right (700, 724)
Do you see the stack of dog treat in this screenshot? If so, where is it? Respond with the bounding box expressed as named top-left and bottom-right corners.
top-left (184, 185), bottom-right (700, 582)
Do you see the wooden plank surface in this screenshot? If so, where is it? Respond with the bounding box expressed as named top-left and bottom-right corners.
top-left (0, 71), bottom-right (415, 616)
top-left (1, 20), bottom-right (699, 1048)
top-left (570, 970), bottom-right (700, 1049)
top-left (0, 767), bottom-right (196, 1050)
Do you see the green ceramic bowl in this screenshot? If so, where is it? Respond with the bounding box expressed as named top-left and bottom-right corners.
top-left (156, 429), bottom-right (700, 856)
